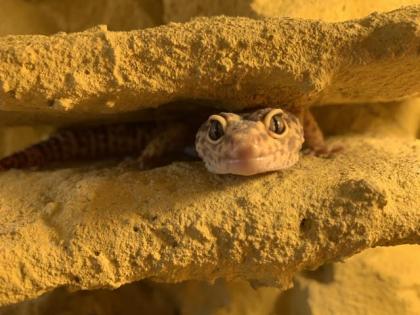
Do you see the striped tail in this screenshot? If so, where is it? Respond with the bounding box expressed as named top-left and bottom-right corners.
top-left (0, 122), bottom-right (156, 170)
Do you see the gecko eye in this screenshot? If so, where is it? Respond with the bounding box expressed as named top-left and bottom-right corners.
top-left (264, 109), bottom-right (288, 138)
top-left (269, 114), bottom-right (286, 134)
top-left (208, 120), bottom-right (224, 141)
top-left (207, 115), bottom-right (226, 142)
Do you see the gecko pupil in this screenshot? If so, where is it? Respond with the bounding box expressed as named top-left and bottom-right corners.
top-left (208, 120), bottom-right (224, 141)
top-left (269, 114), bottom-right (285, 134)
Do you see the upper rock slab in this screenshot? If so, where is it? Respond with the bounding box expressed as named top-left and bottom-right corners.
top-left (0, 6), bottom-right (419, 125)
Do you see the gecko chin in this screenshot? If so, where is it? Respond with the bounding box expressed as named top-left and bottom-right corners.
top-left (205, 152), bottom-right (300, 176)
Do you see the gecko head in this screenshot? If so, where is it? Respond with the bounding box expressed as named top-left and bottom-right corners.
top-left (195, 108), bottom-right (304, 175)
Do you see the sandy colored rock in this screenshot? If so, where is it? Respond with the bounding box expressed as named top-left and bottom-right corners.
top-left (34, 0), bottom-right (160, 33)
top-left (0, 6), bottom-right (419, 125)
top-left (0, 0), bottom-right (160, 36)
top-left (276, 245), bottom-right (420, 315)
top-left (0, 280), bottom-right (279, 315)
top-left (163, 0), bottom-right (420, 23)
top-left (0, 126), bottom-right (53, 157)
top-left (0, 281), bottom-right (178, 315)
top-left (0, 0), bottom-right (59, 36)
top-left (0, 2), bottom-right (419, 313)
top-left (2, 245), bottom-right (419, 314)
top-left (0, 135), bottom-right (418, 306)
top-left (162, 0), bottom-right (258, 23)
top-left (314, 97), bottom-right (420, 139)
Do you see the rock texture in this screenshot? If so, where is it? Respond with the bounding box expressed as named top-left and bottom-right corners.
top-left (0, 6), bottom-right (419, 125)
top-left (0, 0), bottom-right (57, 36)
top-left (163, 0), bottom-right (420, 23)
top-left (2, 246), bottom-right (420, 314)
top-left (0, 0), bottom-right (160, 36)
top-left (0, 135), bottom-right (418, 306)
top-left (34, 0), bottom-right (160, 33)
top-left (314, 98), bottom-right (420, 139)
top-left (277, 245), bottom-right (420, 315)
top-left (0, 2), bottom-right (419, 313)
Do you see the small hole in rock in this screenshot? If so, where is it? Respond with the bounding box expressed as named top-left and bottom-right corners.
top-left (47, 99), bottom-right (55, 107)
top-left (94, 251), bottom-right (100, 256)
top-left (299, 218), bottom-right (311, 233)
top-left (133, 226), bottom-right (140, 232)
top-left (73, 276), bottom-right (81, 283)
top-left (84, 69), bottom-right (90, 75)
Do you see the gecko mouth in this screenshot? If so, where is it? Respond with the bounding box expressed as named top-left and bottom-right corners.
top-left (205, 151), bottom-right (300, 176)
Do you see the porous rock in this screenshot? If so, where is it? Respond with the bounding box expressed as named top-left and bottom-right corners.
top-left (0, 0), bottom-right (160, 36)
top-left (162, 0), bottom-right (418, 22)
top-left (0, 6), bottom-right (419, 124)
top-left (163, 0), bottom-right (420, 23)
top-left (277, 245), bottom-right (420, 315)
top-left (0, 3), bottom-right (419, 311)
top-left (2, 246), bottom-right (419, 314)
top-left (0, 136), bottom-right (418, 306)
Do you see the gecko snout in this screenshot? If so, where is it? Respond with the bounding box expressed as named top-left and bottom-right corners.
top-left (223, 127), bottom-right (262, 158)
top-left (230, 143), bottom-right (260, 160)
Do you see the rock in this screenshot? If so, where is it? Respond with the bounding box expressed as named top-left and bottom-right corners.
top-left (2, 246), bottom-right (419, 314)
top-left (0, 7), bottom-right (419, 124)
top-left (314, 98), bottom-right (420, 139)
top-left (0, 0), bottom-right (159, 36)
top-left (163, 0), bottom-right (420, 23)
top-left (0, 136), bottom-right (418, 306)
top-left (276, 245), bottom-right (420, 315)
top-left (0, 2), bottom-right (419, 312)
top-left (0, 0), bottom-right (58, 36)
top-left (34, 0), bottom-right (159, 32)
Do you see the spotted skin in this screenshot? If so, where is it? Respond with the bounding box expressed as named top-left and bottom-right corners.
top-left (195, 108), bottom-right (305, 175)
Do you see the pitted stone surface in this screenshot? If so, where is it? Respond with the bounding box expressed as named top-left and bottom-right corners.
top-left (0, 3), bottom-right (419, 312)
top-left (0, 7), bottom-right (419, 124)
top-left (0, 136), bottom-right (418, 306)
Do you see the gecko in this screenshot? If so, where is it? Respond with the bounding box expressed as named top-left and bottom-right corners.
top-left (0, 107), bottom-right (338, 175)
